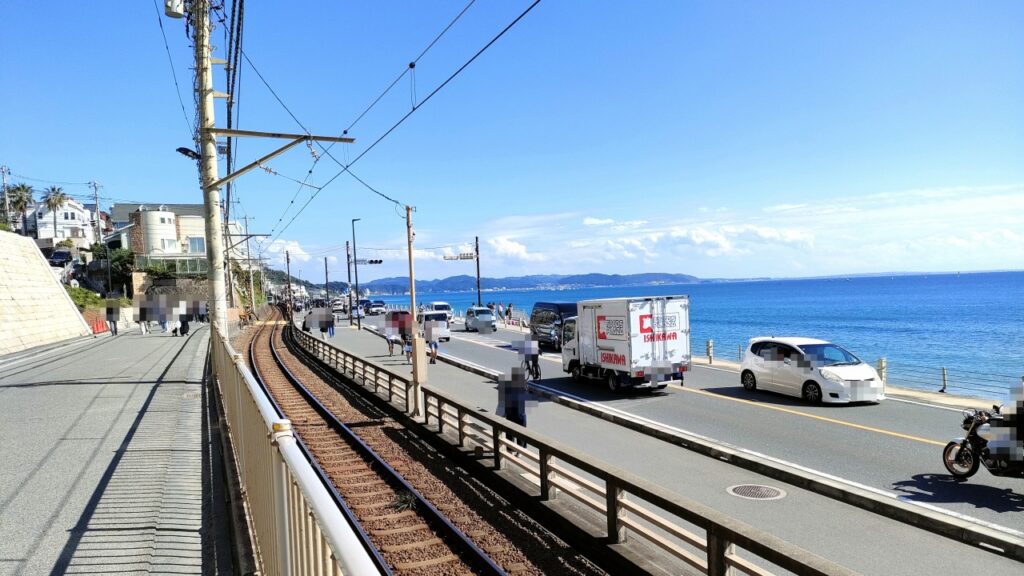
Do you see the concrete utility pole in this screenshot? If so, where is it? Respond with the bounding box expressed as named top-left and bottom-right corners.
top-left (286, 250), bottom-right (293, 321)
top-left (1, 165), bottom-right (10, 229)
top-left (346, 241), bottom-right (354, 327)
top-left (241, 215), bottom-right (256, 312)
top-left (475, 235), bottom-right (482, 306)
top-left (193, 0), bottom-right (228, 332)
top-left (406, 204), bottom-right (425, 417)
top-left (324, 257), bottom-right (330, 303)
top-left (351, 218), bottom-right (361, 330)
top-left (89, 181), bottom-right (102, 246)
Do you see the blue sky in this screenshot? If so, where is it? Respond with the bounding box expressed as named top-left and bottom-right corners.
top-left (2, 1), bottom-right (1022, 281)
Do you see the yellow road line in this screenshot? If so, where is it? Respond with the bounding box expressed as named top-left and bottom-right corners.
top-left (450, 332), bottom-right (944, 446)
top-left (676, 386), bottom-right (945, 446)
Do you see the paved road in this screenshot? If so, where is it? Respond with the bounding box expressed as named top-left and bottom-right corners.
top-left (396, 316), bottom-right (1023, 534)
top-left (320, 319), bottom-right (1023, 575)
top-left (0, 327), bottom-right (231, 576)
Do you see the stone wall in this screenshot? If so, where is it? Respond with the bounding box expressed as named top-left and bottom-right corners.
top-left (0, 231), bottom-right (92, 355)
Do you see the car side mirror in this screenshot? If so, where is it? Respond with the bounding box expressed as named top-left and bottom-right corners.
top-left (783, 357), bottom-right (791, 365)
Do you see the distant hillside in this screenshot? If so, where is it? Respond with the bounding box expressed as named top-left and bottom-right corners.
top-left (357, 272), bottom-right (701, 295)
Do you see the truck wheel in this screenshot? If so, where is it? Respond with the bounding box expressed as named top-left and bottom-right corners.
top-left (571, 364), bottom-right (582, 382)
top-left (606, 371), bottom-right (620, 392)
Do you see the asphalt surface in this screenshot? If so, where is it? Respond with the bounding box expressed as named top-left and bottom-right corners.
top-left (324, 315), bottom-right (1024, 575)
top-left (0, 326), bottom-right (227, 576)
top-left (423, 317), bottom-right (1024, 533)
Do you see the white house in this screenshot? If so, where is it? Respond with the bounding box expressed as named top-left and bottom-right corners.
top-left (21, 198), bottom-right (97, 248)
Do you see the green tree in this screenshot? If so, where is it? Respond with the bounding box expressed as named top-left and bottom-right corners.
top-left (43, 186), bottom-right (69, 243)
top-left (7, 183), bottom-right (34, 235)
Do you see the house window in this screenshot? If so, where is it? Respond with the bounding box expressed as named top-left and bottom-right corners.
top-left (63, 212), bottom-right (69, 220)
top-left (71, 213), bottom-right (76, 220)
top-left (162, 238), bottom-right (178, 251)
top-left (188, 237), bottom-right (205, 253)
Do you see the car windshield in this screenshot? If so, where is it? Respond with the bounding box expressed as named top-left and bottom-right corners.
top-left (423, 313), bottom-right (446, 322)
top-left (798, 343), bottom-right (861, 366)
top-left (433, 304), bottom-right (451, 311)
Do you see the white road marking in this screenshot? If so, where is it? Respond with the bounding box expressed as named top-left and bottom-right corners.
top-left (528, 381), bottom-right (1024, 539)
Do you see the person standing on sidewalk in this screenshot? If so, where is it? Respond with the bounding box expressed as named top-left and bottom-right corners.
top-left (105, 298), bottom-right (119, 336)
top-left (136, 296), bottom-right (150, 335)
top-left (506, 302), bottom-right (514, 326)
top-left (327, 308), bottom-right (336, 338)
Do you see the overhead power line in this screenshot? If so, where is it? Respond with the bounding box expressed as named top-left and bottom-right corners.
top-left (274, 0), bottom-right (542, 239)
top-left (150, 0), bottom-right (195, 139)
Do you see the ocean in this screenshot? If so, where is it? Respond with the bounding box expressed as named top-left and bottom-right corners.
top-left (371, 271), bottom-right (1024, 399)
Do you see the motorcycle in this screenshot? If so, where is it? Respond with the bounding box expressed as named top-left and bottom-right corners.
top-left (942, 405), bottom-right (1024, 480)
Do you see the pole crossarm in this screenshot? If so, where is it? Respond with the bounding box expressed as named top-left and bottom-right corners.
top-left (225, 233), bottom-right (270, 252)
top-left (206, 128), bottom-right (355, 143)
top-left (205, 137), bottom-right (306, 192)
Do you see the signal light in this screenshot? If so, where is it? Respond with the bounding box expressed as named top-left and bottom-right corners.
top-left (367, 259), bottom-right (383, 265)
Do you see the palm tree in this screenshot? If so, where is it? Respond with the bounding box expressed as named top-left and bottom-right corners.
top-left (7, 183), bottom-right (34, 235)
top-left (43, 186), bottom-right (69, 244)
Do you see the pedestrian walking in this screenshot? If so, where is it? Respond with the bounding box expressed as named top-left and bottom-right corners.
top-left (137, 297), bottom-right (150, 335)
top-left (425, 317), bottom-right (440, 365)
top-left (319, 309), bottom-right (329, 339)
top-left (506, 302), bottom-right (514, 326)
top-left (327, 310), bottom-right (336, 338)
top-left (497, 303), bottom-right (505, 324)
top-left (179, 315), bottom-right (190, 337)
top-left (105, 298), bottom-right (119, 336)
top-left (403, 334), bottom-right (413, 363)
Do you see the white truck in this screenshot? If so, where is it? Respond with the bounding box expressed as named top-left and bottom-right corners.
top-left (561, 296), bottom-right (691, 391)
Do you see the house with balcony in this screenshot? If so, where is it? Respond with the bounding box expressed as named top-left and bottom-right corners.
top-left (18, 198), bottom-right (97, 249)
top-left (107, 203), bottom-right (248, 275)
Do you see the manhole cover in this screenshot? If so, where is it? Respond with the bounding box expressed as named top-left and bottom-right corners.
top-left (727, 484), bottom-right (786, 501)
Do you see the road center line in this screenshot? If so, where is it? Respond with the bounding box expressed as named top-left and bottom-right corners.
top-left (675, 385), bottom-right (945, 446)
top-left (447, 328), bottom-right (944, 446)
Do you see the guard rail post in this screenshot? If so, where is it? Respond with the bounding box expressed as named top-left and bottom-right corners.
top-left (707, 339), bottom-right (714, 365)
top-left (271, 420), bottom-right (294, 576)
top-left (539, 449), bottom-right (552, 501)
top-left (705, 525), bottom-right (730, 576)
top-left (877, 358), bottom-right (887, 391)
top-left (738, 344), bottom-right (742, 361)
top-left (606, 479), bottom-right (625, 544)
top-left (940, 367), bottom-right (948, 393)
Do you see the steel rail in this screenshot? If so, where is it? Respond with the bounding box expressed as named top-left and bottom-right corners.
top-left (247, 311), bottom-right (392, 576)
top-left (255, 308), bottom-right (506, 575)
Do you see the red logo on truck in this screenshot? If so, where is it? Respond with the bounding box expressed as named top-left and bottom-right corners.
top-left (639, 314), bottom-right (679, 342)
top-left (600, 352), bottom-right (627, 365)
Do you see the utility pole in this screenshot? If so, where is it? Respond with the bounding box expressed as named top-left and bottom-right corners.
top-left (406, 204), bottom-right (425, 417)
top-left (193, 0), bottom-right (228, 332)
top-left (1, 165), bottom-right (10, 229)
top-left (89, 181), bottom-right (102, 246)
top-left (346, 241), bottom-right (354, 327)
top-left (324, 257), bottom-right (330, 304)
top-left (241, 215), bottom-right (256, 312)
top-left (286, 250), bottom-right (292, 321)
top-left (352, 218), bottom-right (361, 330)
top-left (475, 235), bottom-right (482, 306)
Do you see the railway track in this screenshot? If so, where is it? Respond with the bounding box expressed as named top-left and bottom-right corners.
top-left (246, 307), bottom-right (604, 576)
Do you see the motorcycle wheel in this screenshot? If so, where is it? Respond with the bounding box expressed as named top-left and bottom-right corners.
top-left (942, 441), bottom-right (980, 479)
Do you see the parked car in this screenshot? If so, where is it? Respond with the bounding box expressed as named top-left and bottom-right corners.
top-left (530, 301), bottom-right (578, 351)
top-left (427, 301), bottom-right (454, 322)
top-left (740, 337), bottom-right (885, 404)
top-left (369, 300), bottom-right (387, 315)
top-left (464, 306), bottom-right (496, 332)
top-left (419, 311), bottom-right (451, 342)
top-left (49, 249), bottom-right (73, 267)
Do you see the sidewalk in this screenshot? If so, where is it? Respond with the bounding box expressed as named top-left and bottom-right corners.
top-left (318, 324), bottom-right (1024, 576)
top-left (0, 326), bottom-right (233, 575)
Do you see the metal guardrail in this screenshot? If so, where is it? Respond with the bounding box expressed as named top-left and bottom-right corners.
top-left (211, 326), bottom-right (381, 576)
top-left (294, 329), bottom-right (856, 576)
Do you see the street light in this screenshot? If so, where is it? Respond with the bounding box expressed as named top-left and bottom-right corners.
top-left (352, 218), bottom-right (361, 330)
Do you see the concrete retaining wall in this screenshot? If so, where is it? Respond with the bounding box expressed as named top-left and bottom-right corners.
top-left (0, 231), bottom-right (92, 355)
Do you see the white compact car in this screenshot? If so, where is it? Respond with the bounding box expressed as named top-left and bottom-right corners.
top-left (427, 301), bottom-right (454, 322)
top-left (464, 306), bottom-right (497, 332)
top-left (419, 311), bottom-right (451, 342)
top-left (740, 337), bottom-right (884, 404)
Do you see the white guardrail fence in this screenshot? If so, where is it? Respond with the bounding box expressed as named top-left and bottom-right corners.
top-left (211, 326), bottom-right (380, 576)
top-left (293, 328), bottom-right (857, 576)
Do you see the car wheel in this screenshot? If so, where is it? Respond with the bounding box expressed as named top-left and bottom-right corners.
top-left (606, 371), bottom-right (620, 392)
top-left (803, 381), bottom-right (823, 404)
top-left (741, 371), bottom-right (757, 391)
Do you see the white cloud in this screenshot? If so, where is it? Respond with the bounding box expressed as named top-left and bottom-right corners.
top-left (668, 227), bottom-right (736, 256)
top-left (487, 236), bottom-right (545, 261)
top-left (264, 239), bottom-right (311, 266)
top-left (583, 217), bottom-right (613, 226)
top-left (326, 255), bottom-right (338, 264)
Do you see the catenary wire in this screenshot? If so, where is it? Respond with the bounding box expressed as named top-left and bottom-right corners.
top-left (272, 0), bottom-right (542, 240)
top-left (151, 0), bottom-right (196, 139)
